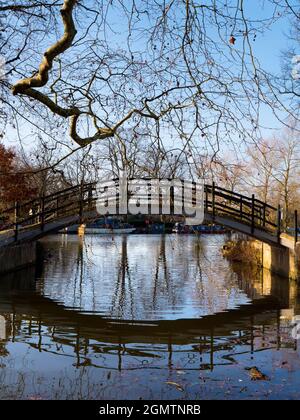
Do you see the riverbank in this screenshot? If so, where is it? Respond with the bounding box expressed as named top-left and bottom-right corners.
top-left (223, 237), bottom-right (300, 282)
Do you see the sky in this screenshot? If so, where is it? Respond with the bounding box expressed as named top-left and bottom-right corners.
top-left (1, 0), bottom-right (298, 158)
top-left (241, 1), bottom-right (296, 136)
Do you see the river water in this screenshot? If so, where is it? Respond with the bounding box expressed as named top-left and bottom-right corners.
top-left (0, 234), bottom-right (299, 400)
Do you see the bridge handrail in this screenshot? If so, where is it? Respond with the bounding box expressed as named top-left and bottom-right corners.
top-left (0, 182), bottom-right (95, 216)
top-left (0, 180), bottom-right (277, 216)
top-left (0, 179), bottom-right (285, 244)
top-left (206, 184), bottom-right (277, 212)
top-left (0, 191), bottom-right (90, 231)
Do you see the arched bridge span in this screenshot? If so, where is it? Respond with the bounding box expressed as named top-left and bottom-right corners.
top-left (0, 180), bottom-right (296, 249)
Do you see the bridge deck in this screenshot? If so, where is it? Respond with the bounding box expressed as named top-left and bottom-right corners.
top-left (0, 181), bottom-right (297, 250)
top-left (0, 210), bottom-right (295, 250)
top-left (206, 214), bottom-right (295, 250)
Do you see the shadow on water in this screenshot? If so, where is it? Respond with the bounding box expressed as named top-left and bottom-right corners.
top-left (0, 234), bottom-right (300, 400)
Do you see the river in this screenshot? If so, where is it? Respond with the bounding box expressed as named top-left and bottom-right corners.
top-left (0, 234), bottom-right (299, 400)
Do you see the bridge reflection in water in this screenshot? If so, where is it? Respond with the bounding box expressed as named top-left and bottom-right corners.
top-left (0, 234), bottom-right (300, 400)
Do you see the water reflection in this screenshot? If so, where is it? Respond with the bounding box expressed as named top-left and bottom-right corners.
top-left (38, 235), bottom-right (256, 320)
top-left (0, 234), bottom-right (299, 400)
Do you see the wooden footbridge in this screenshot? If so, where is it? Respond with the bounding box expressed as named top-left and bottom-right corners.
top-left (0, 180), bottom-right (297, 250)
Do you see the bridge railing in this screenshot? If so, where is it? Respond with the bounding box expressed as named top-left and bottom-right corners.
top-left (0, 183), bottom-right (96, 241)
top-left (205, 184), bottom-right (279, 234)
top-left (0, 180), bottom-right (288, 243)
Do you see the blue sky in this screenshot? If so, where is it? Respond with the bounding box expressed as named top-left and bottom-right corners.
top-left (242, 1), bottom-right (294, 136)
top-left (2, 1), bottom-right (297, 155)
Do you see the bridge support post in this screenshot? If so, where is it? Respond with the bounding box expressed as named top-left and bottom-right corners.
top-left (258, 207), bottom-right (262, 227)
top-left (263, 204), bottom-right (266, 228)
top-left (277, 205), bottom-right (282, 243)
top-left (251, 194), bottom-right (255, 235)
top-left (170, 185), bottom-right (175, 216)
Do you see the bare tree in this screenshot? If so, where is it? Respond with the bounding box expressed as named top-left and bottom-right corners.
top-left (279, 0), bottom-right (300, 112)
top-left (245, 140), bottom-right (278, 204)
top-left (0, 0), bottom-right (297, 157)
top-left (241, 123), bottom-right (300, 228)
top-left (21, 135), bottom-right (70, 195)
top-left (273, 125), bottom-right (300, 228)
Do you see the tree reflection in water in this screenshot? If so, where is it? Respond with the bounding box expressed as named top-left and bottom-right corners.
top-left (38, 234), bottom-right (257, 319)
top-left (0, 234), bottom-right (299, 400)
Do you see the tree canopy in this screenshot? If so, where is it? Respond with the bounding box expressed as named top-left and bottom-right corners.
top-left (0, 0), bottom-right (299, 154)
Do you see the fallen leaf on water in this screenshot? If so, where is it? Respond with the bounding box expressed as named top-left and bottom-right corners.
top-left (165, 381), bottom-right (184, 392)
top-left (245, 367), bottom-right (270, 381)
